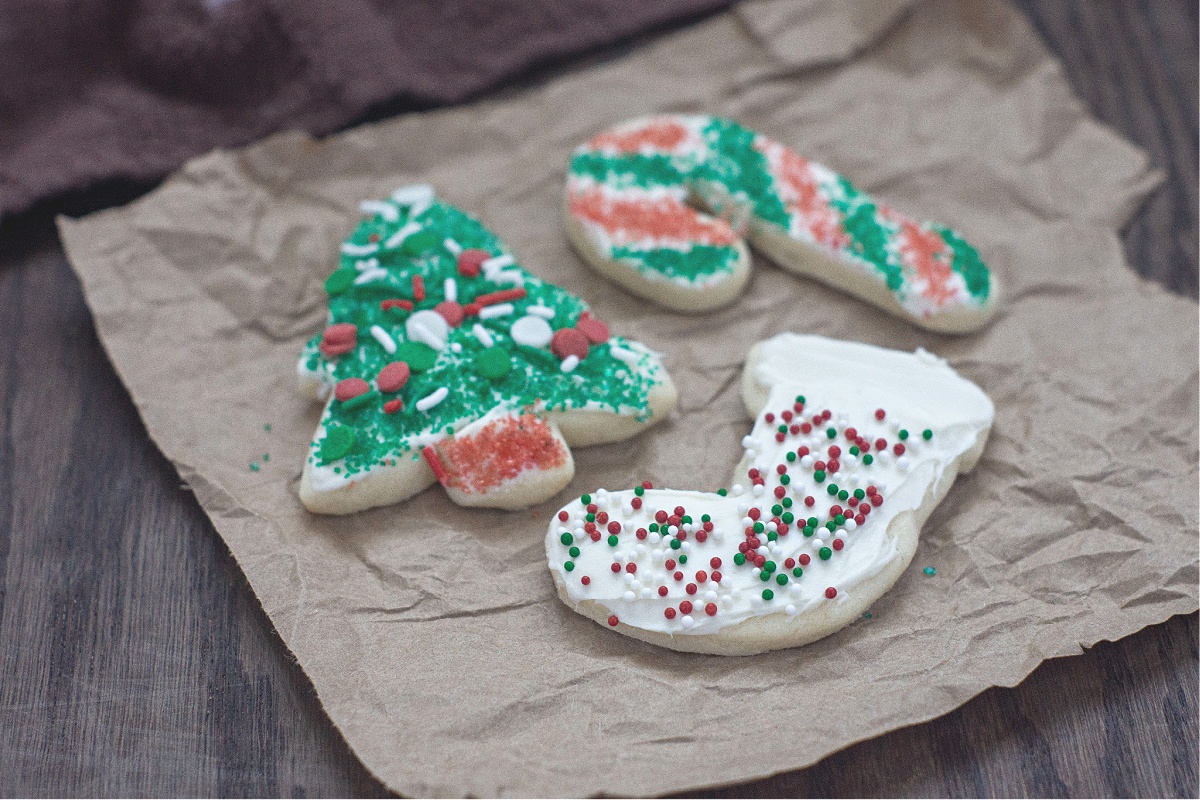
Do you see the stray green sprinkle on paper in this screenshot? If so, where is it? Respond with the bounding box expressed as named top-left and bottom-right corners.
top-left (923, 566), bottom-right (937, 576)
top-left (250, 463), bottom-right (260, 472)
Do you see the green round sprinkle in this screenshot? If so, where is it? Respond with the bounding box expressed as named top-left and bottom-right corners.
top-left (807, 517), bottom-right (819, 528)
top-left (760, 572), bottom-right (771, 582)
top-left (834, 514), bottom-right (846, 526)
top-left (792, 568), bottom-right (803, 578)
top-left (767, 532), bottom-right (777, 542)
top-left (826, 427), bottom-right (837, 439)
top-left (581, 494), bottom-right (591, 504)
top-left (762, 589), bottom-right (774, 601)
top-left (324, 268), bottom-right (357, 295)
top-left (649, 522), bottom-right (659, 533)
top-left (319, 425), bottom-right (355, 460)
top-left (923, 429), bottom-right (933, 441)
top-left (400, 228), bottom-right (442, 255)
top-left (669, 539), bottom-right (682, 550)
top-left (796, 395), bottom-right (806, 404)
top-left (849, 446), bottom-right (860, 456)
top-left (682, 515), bottom-right (692, 524)
top-left (782, 497), bottom-right (793, 508)
top-left (827, 484), bottom-right (839, 496)
top-left (249, 463), bottom-right (259, 472)
top-left (778, 424), bottom-right (788, 434)
top-left (826, 520), bottom-right (837, 532)
top-left (782, 512), bottom-right (794, 524)
top-left (803, 527), bottom-right (814, 537)
top-left (474, 346), bottom-right (512, 380)
top-left (771, 504), bottom-right (783, 516)
top-left (634, 486), bottom-right (645, 496)
top-left (568, 546), bottom-right (580, 558)
top-left (776, 573), bottom-right (788, 586)
top-left (923, 566), bottom-right (937, 576)
top-left (780, 474), bottom-right (791, 485)
top-left (863, 454), bottom-right (874, 465)
top-left (838, 490), bottom-right (849, 501)
top-left (764, 561), bottom-right (776, 573)
top-left (753, 522), bottom-right (764, 534)
top-left (813, 470), bottom-right (826, 483)
top-left (854, 488), bottom-right (866, 500)
top-left (394, 341), bottom-right (438, 372)
top-left (607, 535), bottom-right (619, 546)
top-left (560, 532), bottom-right (573, 545)
top-left (786, 452), bottom-right (797, 462)
top-left (678, 554), bottom-right (688, 565)
top-left (701, 514), bottom-right (711, 523)
top-left (563, 561), bottom-right (576, 572)
top-left (819, 546), bottom-right (832, 561)
top-left (899, 429), bottom-right (909, 440)
top-left (734, 553), bottom-right (746, 566)
top-left (717, 488), bottom-right (728, 496)
top-left (585, 513), bottom-right (595, 523)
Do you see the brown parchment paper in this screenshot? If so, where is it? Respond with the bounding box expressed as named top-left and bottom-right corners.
top-left (58, 0), bottom-right (1198, 796)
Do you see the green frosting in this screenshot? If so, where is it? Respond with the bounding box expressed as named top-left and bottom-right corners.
top-left (302, 194), bottom-right (665, 479)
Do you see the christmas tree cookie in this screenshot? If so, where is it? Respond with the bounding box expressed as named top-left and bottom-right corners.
top-left (565, 115), bottom-right (997, 332)
top-left (298, 186), bottom-right (678, 514)
top-left (546, 333), bottom-right (994, 655)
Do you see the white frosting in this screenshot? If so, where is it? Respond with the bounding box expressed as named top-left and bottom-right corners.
top-left (546, 333), bottom-right (993, 637)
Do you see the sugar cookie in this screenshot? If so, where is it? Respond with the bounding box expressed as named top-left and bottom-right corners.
top-left (546, 333), bottom-right (994, 655)
top-left (565, 115), bottom-right (996, 332)
top-left (298, 186), bottom-right (678, 514)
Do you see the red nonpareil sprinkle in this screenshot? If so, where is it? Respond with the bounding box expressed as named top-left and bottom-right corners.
top-left (655, 510), bottom-right (668, 524)
top-left (893, 443), bottom-right (906, 456)
top-left (784, 558), bottom-right (796, 569)
top-left (832, 538), bottom-right (845, 551)
top-left (610, 563), bottom-right (621, 573)
top-left (871, 494), bottom-right (884, 507)
top-left (876, 438), bottom-right (887, 451)
top-left (875, 408), bottom-right (886, 420)
top-left (581, 576), bottom-right (590, 585)
top-left (703, 521), bottom-right (714, 532)
top-left (685, 583), bottom-right (697, 595)
top-left (676, 530), bottom-right (687, 541)
top-left (776, 464), bottom-right (788, 475)
top-left (799, 554), bottom-right (811, 566)
top-left (710, 557), bottom-right (723, 569)
top-left (668, 514), bottom-right (682, 527)
top-left (664, 607), bottom-right (676, 619)
top-left (765, 413), bottom-right (775, 423)
top-left (748, 507), bottom-right (761, 520)
top-left (822, 410), bottom-right (832, 421)
top-left (435, 300), bottom-right (465, 327)
top-left (754, 555), bottom-right (766, 568)
top-left (866, 485), bottom-right (878, 496)
top-left (377, 361), bottom-right (411, 393)
top-left (797, 446), bottom-right (810, 457)
top-left (825, 587), bottom-right (838, 599)
top-left (847, 496), bottom-right (859, 507)
top-left (457, 249), bottom-right (489, 277)
top-left (636, 528), bottom-right (648, 540)
top-left (641, 481), bottom-right (654, 490)
top-left (558, 511), bottom-right (569, 522)
top-left (854, 513), bottom-right (865, 525)
top-left (789, 424), bottom-right (800, 434)
top-left (673, 506), bottom-right (686, 516)
top-left (590, 531), bottom-right (601, 541)
top-left (607, 615), bottom-right (619, 627)
top-left (383, 398), bottom-right (403, 414)
top-left (860, 504), bottom-right (872, 516)
top-left (474, 288), bottom-right (527, 307)
top-left (631, 497), bottom-right (643, 510)
top-left (711, 570), bottom-right (722, 583)
top-left (775, 432), bottom-right (785, 442)
top-left (625, 563), bottom-right (637, 574)
top-left (748, 468), bottom-right (760, 479)
top-left (830, 504), bottom-right (843, 517)
top-left (705, 603), bottom-right (718, 616)
top-left (794, 401), bottom-right (804, 412)
top-left (738, 542), bottom-right (749, 554)
top-left (695, 570), bottom-right (708, 583)
top-left (421, 445), bottom-right (449, 485)
top-left (575, 313), bottom-right (611, 344)
top-left (814, 460), bottom-right (826, 472)
top-left (777, 523), bottom-right (789, 536)
top-left (800, 422), bottom-right (812, 434)
top-left (695, 530), bottom-right (707, 543)
top-left (674, 571), bottom-right (684, 581)
top-left (781, 410), bottom-right (793, 422)
top-left (805, 496), bottom-right (816, 507)
top-left (587, 503), bottom-right (599, 513)
top-left (679, 601), bottom-right (693, 615)
top-left (844, 427), bottom-right (857, 440)
top-left (596, 511), bottom-right (609, 524)
top-left (774, 486), bottom-right (786, 499)
top-left (335, 378), bottom-right (370, 402)
top-left (412, 275), bottom-right (425, 302)
top-left (827, 460), bottom-right (840, 473)
top-left (658, 586), bottom-right (669, 597)
top-left (380, 298), bottom-right (414, 313)
top-left (665, 558), bottom-right (676, 570)
top-left (828, 445), bottom-right (841, 458)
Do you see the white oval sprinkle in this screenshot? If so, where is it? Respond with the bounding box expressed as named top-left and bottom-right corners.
top-left (443, 238), bottom-right (462, 256)
top-left (478, 303), bottom-right (514, 320)
top-left (609, 344), bottom-right (640, 365)
top-left (481, 254), bottom-right (514, 273)
top-left (369, 325), bottom-right (397, 354)
top-left (406, 309), bottom-right (449, 350)
top-left (383, 221), bottom-right (421, 250)
top-left (526, 305), bottom-right (555, 319)
top-left (353, 268), bottom-right (389, 285)
top-left (415, 387), bottom-right (448, 411)
top-left (560, 355), bottom-right (580, 373)
top-left (492, 270), bottom-right (525, 286)
top-left (443, 278), bottom-right (457, 303)
top-left (472, 323), bottom-right (494, 348)
top-left (359, 200), bottom-right (398, 222)
top-left (354, 257), bottom-right (379, 272)
top-left (340, 242), bottom-right (378, 257)
top-left (509, 315), bottom-right (553, 347)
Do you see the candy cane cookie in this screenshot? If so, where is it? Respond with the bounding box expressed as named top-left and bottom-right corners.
top-left (565, 115), bottom-right (997, 332)
top-left (297, 186), bottom-right (678, 515)
top-left (546, 333), bottom-right (994, 655)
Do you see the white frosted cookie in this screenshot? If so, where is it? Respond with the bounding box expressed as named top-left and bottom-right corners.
top-left (565, 115), bottom-right (997, 332)
top-left (297, 186), bottom-right (678, 515)
top-left (545, 333), bottom-right (994, 655)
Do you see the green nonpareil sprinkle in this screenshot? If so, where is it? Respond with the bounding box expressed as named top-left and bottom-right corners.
top-left (826, 427), bottom-right (837, 439)
top-left (819, 547), bottom-right (832, 560)
top-left (762, 589), bottom-right (774, 601)
top-left (608, 535), bottom-right (619, 546)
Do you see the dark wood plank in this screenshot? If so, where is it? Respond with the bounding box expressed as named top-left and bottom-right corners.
top-left (0, 1), bottom-right (1195, 797)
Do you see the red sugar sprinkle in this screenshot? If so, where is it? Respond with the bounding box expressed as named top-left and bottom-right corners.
top-left (456, 249), bottom-right (489, 278)
top-left (664, 607), bottom-right (677, 619)
top-left (825, 587), bottom-right (838, 599)
top-left (558, 511), bottom-right (569, 522)
top-left (703, 521), bottom-right (714, 532)
top-left (711, 570), bottom-right (722, 583)
top-left (893, 443), bottom-right (906, 456)
top-left (383, 398), bottom-right (403, 414)
top-left (607, 615), bottom-right (619, 627)
top-left (754, 555), bottom-right (766, 568)
top-left (658, 586), bottom-right (669, 597)
top-left (875, 408), bottom-right (886, 421)
top-left (412, 275), bottom-right (425, 302)
top-left (794, 402), bottom-right (804, 412)
top-left (686, 583), bottom-right (697, 595)
top-left (610, 563), bottom-right (621, 573)
top-left (581, 576), bottom-right (590, 585)
top-left (710, 557), bottom-right (723, 569)
top-left (679, 601), bottom-right (693, 615)
top-left (822, 410), bottom-right (832, 421)
top-left (799, 554), bottom-right (811, 566)
top-left (789, 424), bottom-right (800, 434)
top-left (705, 603), bottom-right (718, 617)
top-left (797, 445), bottom-right (810, 457)
top-left (625, 563), bottom-right (637, 574)
top-left (335, 378), bottom-right (370, 402)
top-left (832, 538), bottom-right (845, 551)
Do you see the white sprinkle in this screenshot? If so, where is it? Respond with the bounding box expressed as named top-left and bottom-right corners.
top-left (560, 355), bottom-right (580, 373)
top-left (527, 305), bottom-right (555, 319)
top-left (354, 268), bottom-right (389, 285)
top-left (785, 603), bottom-right (797, 615)
top-left (897, 456), bottom-right (911, 471)
top-left (443, 238), bottom-right (462, 256)
top-left (355, 257), bottom-right (379, 271)
top-left (443, 278), bottom-right (457, 302)
top-left (609, 344), bottom-right (640, 365)
top-left (450, 342), bottom-right (462, 353)
top-left (680, 615), bottom-right (695, 629)
top-left (742, 435), bottom-right (755, 448)
top-left (359, 200), bottom-right (398, 222)
top-left (369, 325), bottom-right (397, 354)
top-left (731, 484), bottom-right (744, 496)
top-left (478, 303), bottom-right (514, 320)
top-left (383, 221), bottom-right (421, 250)
top-left (415, 387), bottom-right (448, 411)
top-left (472, 323), bottom-right (494, 348)
top-left (481, 254), bottom-right (514, 274)
top-left (341, 242), bottom-right (378, 256)
top-left (639, 588), bottom-right (653, 599)
top-left (390, 184), bottom-right (435, 207)
top-left (408, 197), bottom-right (432, 219)
top-left (845, 518), bottom-right (857, 531)
top-left (704, 590), bottom-right (718, 602)
top-left (493, 269), bottom-right (525, 286)
top-left (721, 594), bottom-right (733, 604)
top-left (406, 309), bottom-right (450, 350)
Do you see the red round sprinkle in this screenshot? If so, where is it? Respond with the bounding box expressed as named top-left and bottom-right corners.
top-left (832, 538), bottom-right (845, 551)
top-left (323, 323), bottom-right (358, 345)
top-left (860, 504), bottom-right (871, 516)
top-left (658, 586), bottom-right (669, 597)
top-left (575, 313), bottom-right (610, 344)
top-left (764, 413), bottom-right (775, 423)
top-left (550, 327), bottom-right (590, 360)
top-left (776, 464), bottom-right (788, 475)
top-left (675, 530), bottom-right (686, 542)
top-left (848, 496), bottom-right (859, 507)
top-left (814, 461), bottom-right (826, 472)
top-left (596, 511), bottom-right (609, 525)
top-left (664, 607), bottom-right (676, 620)
top-left (625, 563), bottom-right (637, 574)
top-left (610, 563), bottom-right (621, 573)
top-left (790, 425), bottom-right (800, 434)
top-left (587, 503), bottom-right (598, 513)
top-left (875, 408), bottom-right (886, 421)
top-left (665, 559), bottom-right (676, 570)
top-left (695, 530), bottom-right (707, 543)
top-left (866, 485), bottom-right (878, 496)
top-left (775, 432), bottom-right (786, 442)
top-left (805, 496), bottom-right (816, 507)
top-left (705, 603), bottom-right (718, 616)
top-left (830, 504), bottom-right (843, 517)
top-left (774, 487), bottom-right (786, 499)
top-left (844, 428), bottom-right (857, 440)
top-left (797, 446), bottom-right (810, 457)
top-left (434, 300), bottom-right (464, 327)
top-left (822, 410), bottom-right (832, 421)
top-left (827, 460), bottom-right (840, 473)
top-left (376, 361), bottom-right (411, 393)
top-left (457, 248), bottom-right (489, 277)
top-left (738, 542), bottom-right (749, 554)
top-left (590, 531), bottom-right (601, 541)
top-left (655, 510), bottom-right (668, 524)
top-left (710, 557), bottom-right (723, 569)
top-left (871, 494), bottom-right (884, 507)
top-left (748, 468), bottom-right (760, 479)
top-left (825, 587), bottom-right (837, 599)
top-left (558, 510), bottom-right (569, 522)
top-left (695, 570), bottom-right (708, 583)
top-left (754, 555), bottom-right (766, 568)
top-left (876, 438), bottom-right (887, 451)
top-left (893, 443), bottom-right (906, 456)
top-left (383, 398), bottom-right (403, 414)
top-left (674, 571), bottom-right (684, 581)
top-left (635, 528), bottom-right (647, 540)
top-left (799, 553), bottom-right (812, 566)
top-left (641, 481), bottom-right (653, 489)
top-left (711, 570), bottom-right (722, 583)
top-left (685, 583), bottom-right (697, 595)
top-left (854, 513), bottom-right (865, 525)
top-left (781, 410), bottom-right (793, 422)
top-left (800, 423), bottom-right (812, 434)
top-left (748, 508), bottom-right (761, 520)
top-left (784, 558), bottom-right (796, 569)
top-left (679, 601), bottom-right (693, 615)
top-left (631, 497), bottom-right (643, 510)
top-left (335, 378), bottom-right (370, 402)
top-left (828, 445), bottom-right (841, 458)
top-left (581, 576), bottom-right (590, 585)
top-left (607, 615), bottom-right (619, 627)
top-left (607, 520), bottom-right (620, 534)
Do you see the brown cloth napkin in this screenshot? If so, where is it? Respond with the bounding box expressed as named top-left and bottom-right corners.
top-left (0, 0), bottom-right (730, 221)
top-left (58, 0), bottom-right (1198, 796)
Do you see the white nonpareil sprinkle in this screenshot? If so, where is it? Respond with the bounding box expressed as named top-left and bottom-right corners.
top-left (526, 305), bottom-right (555, 319)
top-left (443, 238), bottom-right (462, 256)
top-left (353, 268), bottom-right (389, 285)
top-left (623, 591), bottom-right (636, 602)
top-left (443, 278), bottom-right (457, 302)
top-left (478, 303), bottom-right (514, 320)
top-left (340, 242), bottom-right (378, 257)
top-left (680, 615), bottom-right (695, 629)
top-left (391, 184), bottom-right (435, 207)
top-left (383, 221), bottom-right (421, 250)
top-left (415, 387), bottom-right (448, 411)
top-left (359, 200), bottom-right (398, 222)
top-left (609, 345), bottom-right (640, 365)
top-left (472, 323), bottom-right (494, 348)
top-left (560, 355), bottom-right (580, 373)
top-left (369, 325), bottom-right (397, 354)
top-left (785, 604), bottom-right (797, 615)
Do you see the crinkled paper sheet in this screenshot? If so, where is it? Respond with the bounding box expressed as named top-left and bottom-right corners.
top-left (59, 0), bottom-right (1198, 795)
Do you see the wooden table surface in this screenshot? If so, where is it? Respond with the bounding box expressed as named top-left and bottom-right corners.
top-left (1, 1), bottom-right (1195, 796)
